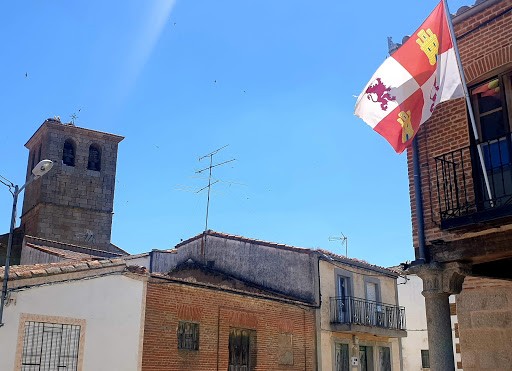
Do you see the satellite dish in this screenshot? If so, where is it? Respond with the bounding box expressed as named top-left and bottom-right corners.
top-left (32, 159), bottom-right (54, 177)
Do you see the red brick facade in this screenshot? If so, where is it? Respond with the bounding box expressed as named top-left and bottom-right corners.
top-left (141, 278), bottom-right (316, 371)
top-left (407, 0), bottom-right (512, 255)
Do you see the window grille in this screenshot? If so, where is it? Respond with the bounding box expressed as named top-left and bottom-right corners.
top-left (21, 321), bottom-right (81, 371)
top-left (177, 321), bottom-right (199, 350)
top-left (421, 349), bottom-right (430, 368)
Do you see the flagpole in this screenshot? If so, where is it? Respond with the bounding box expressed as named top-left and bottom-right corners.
top-left (442, 0), bottom-right (494, 204)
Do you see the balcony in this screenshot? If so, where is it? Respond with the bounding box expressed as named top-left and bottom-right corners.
top-left (434, 135), bottom-right (512, 229)
top-left (329, 297), bottom-right (406, 337)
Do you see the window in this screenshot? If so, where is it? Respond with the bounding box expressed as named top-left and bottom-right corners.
top-left (365, 280), bottom-right (382, 326)
top-left (421, 349), bottom-right (430, 368)
top-left (359, 346), bottom-right (374, 371)
top-left (21, 321), bottom-right (81, 371)
top-left (177, 321), bottom-right (199, 350)
top-left (278, 333), bottom-right (293, 365)
top-left (62, 139), bottom-right (75, 166)
top-left (334, 270), bottom-right (352, 323)
top-left (228, 328), bottom-right (256, 371)
top-left (87, 144), bottom-right (101, 171)
top-left (471, 72), bottom-right (512, 205)
top-left (335, 343), bottom-right (350, 371)
top-left (378, 347), bottom-right (391, 371)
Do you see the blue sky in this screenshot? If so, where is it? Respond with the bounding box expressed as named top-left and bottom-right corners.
top-left (0, 0), bottom-right (471, 267)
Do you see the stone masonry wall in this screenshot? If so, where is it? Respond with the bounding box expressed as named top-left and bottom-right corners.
top-left (21, 121), bottom-right (123, 249)
top-left (456, 276), bottom-right (512, 370)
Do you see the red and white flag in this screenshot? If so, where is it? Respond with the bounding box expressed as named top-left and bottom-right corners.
top-left (354, 1), bottom-right (464, 153)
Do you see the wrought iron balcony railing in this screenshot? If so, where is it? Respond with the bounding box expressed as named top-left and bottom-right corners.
top-left (434, 134), bottom-right (512, 229)
top-left (330, 296), bottom-right (406, 330)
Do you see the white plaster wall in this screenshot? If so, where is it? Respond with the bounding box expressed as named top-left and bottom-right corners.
top-left (124, 255), bottom-right (150, 269)
top-left (0, 274), bottom-right (145, 371)
top-left (397, 274), bottom-right (429, 371)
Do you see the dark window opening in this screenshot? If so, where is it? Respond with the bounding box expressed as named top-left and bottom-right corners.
top-left (177, 321), bottom-right (199, 350)
top-left (62, 139), bottom-right (75, 167)
top-left (37, 145), bottom-right (42, 163)
top-left (87, 145), bottom-right (101, 171)
top-left (335, 343), bottom-right (350, 371)
top-left (229, 328), bottom-right (256, 371)
top-left (471, 72), bottom-right (512, 209)
top-left (421, 349), bottom-right (430, 368)
top-left (21, 321), bottom-right (80, 371)
top-left (379, 347), bottom-right (391, 371)
top-left (359, 346), bottom-right (374, 371)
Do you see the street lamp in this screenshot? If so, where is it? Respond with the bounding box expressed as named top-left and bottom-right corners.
top-left (0, 159), bottom-right (53, 327)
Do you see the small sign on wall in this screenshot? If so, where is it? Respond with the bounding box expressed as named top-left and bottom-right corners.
top-left (351, 357), bottom-right (359, 366)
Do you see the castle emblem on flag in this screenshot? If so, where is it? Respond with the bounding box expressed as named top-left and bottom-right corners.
top-left (416, 28), bottom-right (439, 65)
top-left (397, 110), bottom-right (414, 143)
top-left (365, 78), bottom-right (396, 111)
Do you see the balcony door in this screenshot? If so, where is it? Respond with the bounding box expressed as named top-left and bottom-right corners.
top-left (337, 276), bottom-right (348, 322)
top-left (471, 72), bottom-right (512, 208)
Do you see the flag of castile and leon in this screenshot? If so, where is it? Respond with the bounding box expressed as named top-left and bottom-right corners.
top-left (354, 1), bottom-right (464, 153)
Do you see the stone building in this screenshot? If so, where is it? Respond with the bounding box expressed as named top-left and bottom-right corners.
top-left (1, 118), bottom-right (127, 266)
top-left (403, 0), bottom-right (512, 369)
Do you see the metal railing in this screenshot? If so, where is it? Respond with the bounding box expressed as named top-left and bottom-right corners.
top-left (434, 134), bottom-right (512, 226)
top-left (330, 296), bottom-right (406, 330)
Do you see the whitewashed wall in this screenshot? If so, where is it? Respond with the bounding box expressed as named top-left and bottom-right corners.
top-left (0, 274), bottom-right (145, 371)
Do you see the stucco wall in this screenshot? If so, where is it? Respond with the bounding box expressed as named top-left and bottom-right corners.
top-left (0, 274), bottom-right (145, 371)
top-left (162, 234), bottom-right (319, 303)
top-left (318, 260), bottom-right (401, 371)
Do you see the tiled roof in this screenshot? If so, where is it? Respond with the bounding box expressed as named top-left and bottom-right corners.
top-left (317, 249), bottom-right (398, 277)
top-left (25, 242), bottom-right (97, 260)
top-left (0, 258), bottom-right (127, 281)
top-left (25, 235), bottom-right (124, 259)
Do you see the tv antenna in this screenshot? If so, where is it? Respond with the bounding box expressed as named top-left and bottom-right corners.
top-left (329, 232), bottom-right (348, 257)
top-left (196, 145), bottom-right (235, 231)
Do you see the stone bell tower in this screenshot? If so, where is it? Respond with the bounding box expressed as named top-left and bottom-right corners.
top-left (20, 118), bottom-right (124, 252)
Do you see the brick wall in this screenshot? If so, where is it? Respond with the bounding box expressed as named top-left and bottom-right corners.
top-left (407, 0), bottom-right (512, 256)
top-left (141, 279), bottom-right (316, 371)
top-left (21, 121), bottom-right (123, 249)
top-left (455, 276), bottom-right (512, 370)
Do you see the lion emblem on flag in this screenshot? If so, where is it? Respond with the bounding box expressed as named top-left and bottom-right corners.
top-left (365, 78), bottom-right (396, 111)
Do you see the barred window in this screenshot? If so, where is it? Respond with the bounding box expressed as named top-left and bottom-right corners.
top-left (177, 321), bottom-right (199, 350)
top-left (21, 321), bottom-right (81, 371)
top-left (421, 349), bottom-right (430, 368)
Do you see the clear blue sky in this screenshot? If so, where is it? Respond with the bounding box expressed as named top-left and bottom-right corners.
top-left (0, 0), bottom-right (470, 267)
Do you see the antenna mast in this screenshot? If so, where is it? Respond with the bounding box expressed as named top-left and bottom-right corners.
top-left (196, 145), bottom-right (235, 231)
top-left (329, 232), bottom-right (348, 257)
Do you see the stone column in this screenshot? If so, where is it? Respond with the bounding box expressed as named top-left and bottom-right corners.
top-left (409, 262), bottom-right (470, 371)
